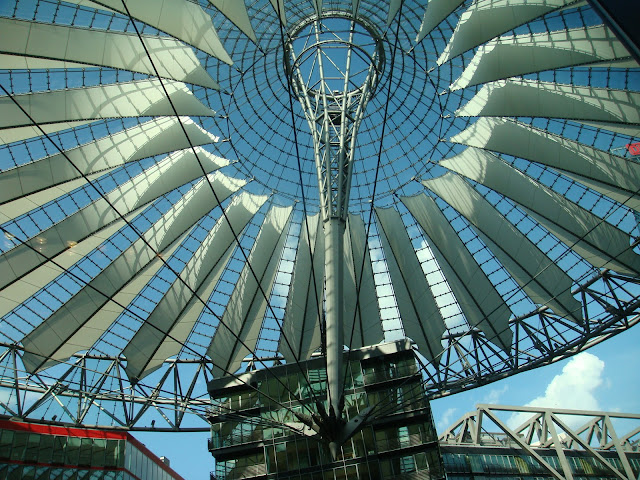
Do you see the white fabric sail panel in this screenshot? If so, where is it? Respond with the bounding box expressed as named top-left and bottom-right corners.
top-left (123, 192), bottom-right (268, 382)
top-left (47, 174), bottom-right (240, 372)
top-left (441, 147), bottom-right (640, 274)
top-left (0, 79), bottom-right (215, 130)
top-left (0, 173), bottom-right (236, 318)
top-left (21, 230), bottom-right (188, 374)
top-left (0, 53), bottom-right (86, 71)
top-left (208, 0), bottom-right (257, 41)
top-left (375, 207), bottom-right (446, 363)
top-left (387, 0), bottom-right (402, 25)
top-left (449, 117), bottom-right (640, 209)
top-left (0, 121), bottom-right (93, 146)
top-left (0, 18), bottom-right (218, 89)
top-left (47, 237), bottom-right (188, 375)
top-left (18, 175), bottom-right (242, 373)
top-left (343, 214), bottom-right (384, 349)
top-left (0, 172), bottom-right (103, 224)
top-left (108, 147), bottom-right (229, 212)
top-left (0, 151), bottom-right (233, 289)
top-left (578, 121), bottom-right (640, 138)
top-left (560, 171), bottom-right (640, 211)
top-left (401, 193), bottom-right (512, 352)
top-left (451, 25), bottom-right (631, 90)
top-left (437, 0), bottom-right (572, 65)
top-left (0, 117), bottom-right (220, 204)
top-left (416, 0), bottom-right (466, 43)
top-left (281, 215), bottom-right (323, 364)
top-left (0, 202), bottom-right (142, 293)
top-left (269, 0), bottom-right (287, 25)
top-left (66, 0), bottom-right (232, 64)
top-left (142, 173), bottom-right (246, 252)
top-left (150, 244), bottom-right (237, 377)
top-left (456, 79), bottom-right (640, 125)
top-left (209, 206), bottom-right (293, 377)
top-left (423, 173), bottom-right (582, 321)
top-left (0, 216), bottom-right (127, 321)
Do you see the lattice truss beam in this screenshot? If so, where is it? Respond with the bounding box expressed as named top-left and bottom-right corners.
top-left (285, 15), bottom-right (384, 220)
top-left (0, 270), bottom-right (637, 431)
top-left (0, 0), bottom-right (638, 431)
top-left (440, 404), bottom-right (640, 480)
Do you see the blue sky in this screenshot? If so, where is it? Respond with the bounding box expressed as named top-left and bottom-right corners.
top-left (133, 324), bottom-right (640, 479)
top-left (430, 325), bottom-right (640, 433)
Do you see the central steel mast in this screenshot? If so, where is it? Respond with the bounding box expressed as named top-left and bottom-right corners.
top-left (285, 14), bottom-right (384, 426)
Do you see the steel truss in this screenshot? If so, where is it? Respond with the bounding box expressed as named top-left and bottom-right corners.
top-left (440, 404), bottom-right (640, 480)
top-left (0, 270), bottom-right (637, 432)
top-left (285, 13), bottom-right (385, 220)
top-left (423, 270), bottom-right (640, 399)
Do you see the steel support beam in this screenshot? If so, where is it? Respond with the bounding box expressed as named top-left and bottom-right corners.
top-left (324, 216), bottom-right (345, 417)
top-left (285, 15), bottom-right (383, 425)
top-left (587, 0), bottom-right (640, 65)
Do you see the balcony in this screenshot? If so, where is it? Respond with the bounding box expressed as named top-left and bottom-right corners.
top-left (212, 463), bottom-right (267, 480)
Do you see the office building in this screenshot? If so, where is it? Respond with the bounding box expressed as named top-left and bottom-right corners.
top-left (208, 340), bottom-right (444, 480)
top-left (0, 418), bottom-right (184, 480)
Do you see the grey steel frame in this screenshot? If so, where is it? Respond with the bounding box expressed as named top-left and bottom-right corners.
top-left (0, 270), bottom-right (637, 432)
top-left (440, 404), bottom-right (640, 480)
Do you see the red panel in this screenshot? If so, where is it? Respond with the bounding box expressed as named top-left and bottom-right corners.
top-left (0, 419), bottom-right (185, 480)
top-left (626, 142), bottom-right (640, 156)
top-left (0, 419), bottom-right (127, 440)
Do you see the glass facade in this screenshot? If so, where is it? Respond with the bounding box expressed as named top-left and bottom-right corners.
top-left (441, 446), bottom-right (640, 480)
top-left (207, 340), bottom-right (445, 480)
top-left (0, 419), bottom-right (184, 480)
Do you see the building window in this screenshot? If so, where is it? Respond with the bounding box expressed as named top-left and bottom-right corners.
top-left (0, 429), bottom-right (13, 460)
top-left (38, 434), bottom-right (54, 464)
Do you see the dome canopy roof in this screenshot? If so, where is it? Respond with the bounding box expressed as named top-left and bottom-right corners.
top-left (0, 0), bottom-right (638, 430)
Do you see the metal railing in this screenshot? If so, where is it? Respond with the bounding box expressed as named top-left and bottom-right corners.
top-left (214, 463), bottom-right (267, 480)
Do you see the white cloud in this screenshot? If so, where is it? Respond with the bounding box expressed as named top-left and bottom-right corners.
top-left (480, 384), bottom-right (508, 405)
top-left (508, 352), bottom-right (605, 429)
top-left (527, 352), bottom-right (604, 410)
top-left (437, 407), bottom-right (459, 432)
